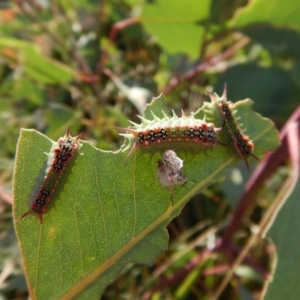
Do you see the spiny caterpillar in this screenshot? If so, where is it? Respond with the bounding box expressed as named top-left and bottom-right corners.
top-left (207, 85), bottom-right (260, 170)
top-left (157, 150), bottom-right (189, 204)
top-left (18, 128), bottom-right (83, 224)
top-left (119, 110), bottom-right (222, 165)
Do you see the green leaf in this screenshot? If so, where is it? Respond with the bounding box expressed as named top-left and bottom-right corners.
top-left (0, 38), bottom-right (74, 84)
top-left (241, 25), bottom-right (300, 60)
top-left (264, 176), bottom-right (300, 300)
top-left (13, 94), bottom-right (279, 299)
top-left (231, 0), bottom-right (300, 29)
top-left (214, 64), bottom-right (299, 120)
top-left (140, 0), bottom-right (211, 58)
top-left (4, 77), bottom-right (44, 106)
top-left (43, 103), bottom-right (83, 138)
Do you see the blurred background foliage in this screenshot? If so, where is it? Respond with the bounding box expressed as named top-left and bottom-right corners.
top-left (0, 0), bottom-right (299, 299)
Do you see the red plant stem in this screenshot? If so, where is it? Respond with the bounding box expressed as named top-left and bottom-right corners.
top-left (162, 36), bottom-right (250, 95)
top-left (108, 17), bottom-right (139, 42)
top-left (142, 248), bottom-right (212, 300)
top-left (222, 105), bottom-right (300, 244)
top-left (221, 241), bottom-right (272, 279)
top-left (202, 264), bottom-right (229, 276)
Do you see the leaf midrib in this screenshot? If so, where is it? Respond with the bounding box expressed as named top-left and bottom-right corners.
top-left (60, 159), bottom-right (231, 300)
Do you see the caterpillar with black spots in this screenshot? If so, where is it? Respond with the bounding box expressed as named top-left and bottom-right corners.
top-left (17, 128), bottom-right (83, 224)
top-left (119, 111), bottom-right (222, 165)
top-left (208, 85), bottom-right (260, 170)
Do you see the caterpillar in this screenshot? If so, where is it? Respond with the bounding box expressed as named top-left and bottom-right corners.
top-left (207, 85), bottom-right (260, 170)
top-left (157, 150), bottom-right (189, 204)
top-left (119, 111), bottom-right (222, 165)
top-left (17, 128), bottom-right (83, 224)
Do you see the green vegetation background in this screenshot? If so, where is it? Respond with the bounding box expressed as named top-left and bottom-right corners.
top-left (0, 0), bottom-right (299, 299)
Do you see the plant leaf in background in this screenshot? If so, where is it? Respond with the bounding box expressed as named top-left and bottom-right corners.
top-left (231, 0), bottom-right (300, 28)
top-left (0, 38), bottom-right (74, 84)
top-left (220, 1), bottom-right (300, 122)
top-left (140, 0), bottom-right (211, 58)
top-left (264, 176), bottom-right (300, 300)
top-left (13, 93), bottom-right (279, 299)
top-left (214, 64), bottom-right (299, 120)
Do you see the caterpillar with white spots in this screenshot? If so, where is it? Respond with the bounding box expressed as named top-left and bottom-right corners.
top-left (119, 111), bottom-right (222, 165)
top-left (208, 85), bottom-right (260, 169)
top-left (17, 128), bottom-right (83, 224)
